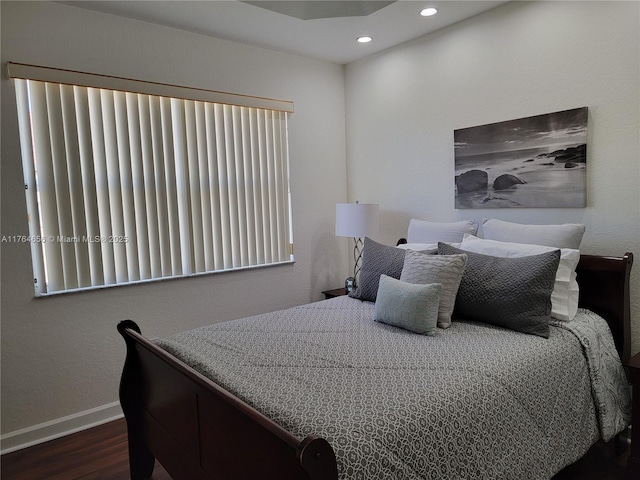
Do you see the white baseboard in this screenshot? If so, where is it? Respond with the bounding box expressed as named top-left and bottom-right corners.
top-left (0, 401), bottom-right (123, 455)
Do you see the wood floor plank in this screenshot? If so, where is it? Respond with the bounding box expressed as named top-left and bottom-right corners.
top-left (1, 419), bottom-right (171, 480)
top-left (0, 417), bottom-right (630, 479)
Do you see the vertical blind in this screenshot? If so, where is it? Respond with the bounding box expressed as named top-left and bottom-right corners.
top-left (11, 65), bottom-right (294, 296)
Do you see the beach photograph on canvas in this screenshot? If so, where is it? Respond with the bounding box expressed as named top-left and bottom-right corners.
top-left (454, 107), bottom-right (588, 208)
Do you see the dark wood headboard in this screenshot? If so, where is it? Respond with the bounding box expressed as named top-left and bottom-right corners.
top-left (576, 252), bottom-right (633, 363)
top-left (396, 239), bottom-right (633, 363)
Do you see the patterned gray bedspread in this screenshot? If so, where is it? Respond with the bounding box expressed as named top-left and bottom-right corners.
top-left (158, 297), bottom-right (631, 479)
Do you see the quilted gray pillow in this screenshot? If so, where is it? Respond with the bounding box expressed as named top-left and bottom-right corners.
top-left (349, 237), bottom-right (406, 302)
top-left (374, 275), bottom-right (441, 335)
top-left (438, 243), bottom-right (560, 338)
top-left (400, 250), bottom-right (468, 329)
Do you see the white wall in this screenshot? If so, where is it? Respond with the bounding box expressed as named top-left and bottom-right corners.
top-left (1, 1), bottom-right (349, 439)
top-left (345, 1), bottom-right (640, 353)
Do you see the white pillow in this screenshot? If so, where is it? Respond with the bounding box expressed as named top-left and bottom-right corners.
top-left (396, 242), bottom-right (461, 251)
top-left (460, 234), bottom-right (580, 321)
top-left (407, 219), bottom-right (478, 244)
top-left (481, 218), bottom-right (585, 249)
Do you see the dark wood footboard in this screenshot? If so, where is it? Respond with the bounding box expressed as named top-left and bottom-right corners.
top-left (117, 320), bottom-right (338, 480)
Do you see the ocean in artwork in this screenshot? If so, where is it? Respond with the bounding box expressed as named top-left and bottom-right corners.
top-left (454, 108), bottom-right (588, 209)
top-left (454, 145), bottom-right (586, 208)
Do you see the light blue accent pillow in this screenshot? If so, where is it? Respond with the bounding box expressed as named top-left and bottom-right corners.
top-left (374, 275), bottom-right (442, 335)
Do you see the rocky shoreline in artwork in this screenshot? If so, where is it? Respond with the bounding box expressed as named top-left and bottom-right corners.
top-left (455, 144), bottom-right (586, 196)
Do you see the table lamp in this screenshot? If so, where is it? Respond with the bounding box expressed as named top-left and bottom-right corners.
top-left (335, 202), bottom-right (379, 291)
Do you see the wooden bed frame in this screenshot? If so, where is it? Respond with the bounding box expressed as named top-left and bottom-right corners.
top-left (118, 251), bottom-right (635, 480)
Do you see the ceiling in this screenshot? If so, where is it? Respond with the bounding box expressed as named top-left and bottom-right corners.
top-left (60, 0), bottom-right (509, 64)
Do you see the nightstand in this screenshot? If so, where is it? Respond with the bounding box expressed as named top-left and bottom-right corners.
top-left (321, 288), bottom-right (348, 299)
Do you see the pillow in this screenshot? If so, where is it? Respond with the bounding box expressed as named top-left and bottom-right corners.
top-left (374, 275), bottom-right (441, 335)
top-left (407, 219), bottom-right (478, 244)
top-left (396, 242), bottom-right (438, 251)
top-left (395, 242), bottom-right (461, 251)
top-left (400, 250), bottom-right (468, 329)
top-left (349, 237), bottom-right (406, 302)
top-left (460, 234), bottom-right (580, 321)
top-left (481, 218), bottom-right (585, 249)
top-left (438, 243), bottom-right (560, 338)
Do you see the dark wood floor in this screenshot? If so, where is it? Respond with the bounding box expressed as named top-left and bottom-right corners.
top-left (0, 418), bottom-right (630, 479)
top-left (1, 419), bottom-right (170, 480)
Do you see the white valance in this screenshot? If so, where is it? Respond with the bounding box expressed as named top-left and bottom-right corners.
top-left (6, 62), bottom-right (294, 113)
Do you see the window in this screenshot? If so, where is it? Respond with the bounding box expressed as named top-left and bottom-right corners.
top-left (9, 63), bottom-right (294, 296)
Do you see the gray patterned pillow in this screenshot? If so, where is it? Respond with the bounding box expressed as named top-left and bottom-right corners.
top-left (374, 275), bottom-right (441, 335)
top-left (400, 250), bottom-right (468, 329)
top-left (438, 243), bottom-right (560, 338)
top-left (349, 238), bottom-right (406, 302)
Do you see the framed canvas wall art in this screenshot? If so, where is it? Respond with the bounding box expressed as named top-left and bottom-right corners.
top-left (454, 107), bottom-right (588, 209)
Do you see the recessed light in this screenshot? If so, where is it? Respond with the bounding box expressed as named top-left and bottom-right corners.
top-left (420, 7), bottom-right (438, 17)
top-left (357, 36), bottom-right (373, 43)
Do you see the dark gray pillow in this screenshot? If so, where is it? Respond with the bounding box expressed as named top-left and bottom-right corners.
top-left (349, 237), bottom-right (406, 302)
top-left (438, 243), bottom-right (560, 338)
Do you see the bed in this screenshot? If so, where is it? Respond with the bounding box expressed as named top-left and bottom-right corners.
top-left (118, 230), bottom-right (635, 480)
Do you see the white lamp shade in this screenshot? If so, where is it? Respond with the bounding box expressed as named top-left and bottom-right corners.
top-left (335, 203), bottom-right (379, 238)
